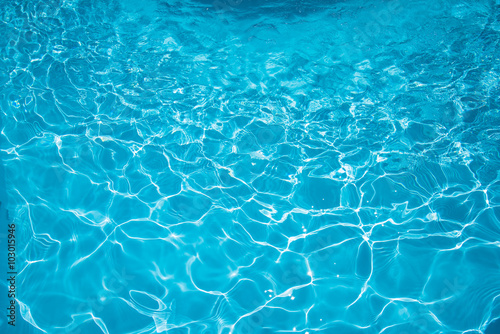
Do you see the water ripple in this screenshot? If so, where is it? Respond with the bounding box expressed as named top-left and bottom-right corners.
top-left (1, 0), bottom-right (500, 333)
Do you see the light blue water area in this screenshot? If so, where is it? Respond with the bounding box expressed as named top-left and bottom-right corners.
top-left (1, 0), bottom-right (500, 333)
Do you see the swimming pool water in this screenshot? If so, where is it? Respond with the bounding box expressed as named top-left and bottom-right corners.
top-left (1, 0), bottom-right (500, 333)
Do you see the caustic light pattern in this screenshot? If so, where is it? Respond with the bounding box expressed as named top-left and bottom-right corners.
top-left (1, 0), bottom-right (500, 333)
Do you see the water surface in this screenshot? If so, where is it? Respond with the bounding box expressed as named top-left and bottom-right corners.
top-left (1, 0), bottom-right (500, 333)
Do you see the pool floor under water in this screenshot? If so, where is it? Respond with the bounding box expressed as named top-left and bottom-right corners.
top-left (1, 0), bottom-right (500, 333)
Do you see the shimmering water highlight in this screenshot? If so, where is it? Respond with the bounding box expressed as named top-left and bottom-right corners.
top-left (1, 0), bottom-right (500, 333)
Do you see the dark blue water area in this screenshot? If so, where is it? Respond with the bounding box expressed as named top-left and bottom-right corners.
top-left (1, 0), bottom-right (500, 333)
top-left (485, 318), bottom-right (500, 334)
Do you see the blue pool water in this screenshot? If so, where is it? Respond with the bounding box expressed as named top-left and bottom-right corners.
top-left (1, 0), bottom-right (500, 333)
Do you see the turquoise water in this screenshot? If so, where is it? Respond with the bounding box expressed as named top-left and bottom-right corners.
top-left (1, 0), bottom-right (500, 333)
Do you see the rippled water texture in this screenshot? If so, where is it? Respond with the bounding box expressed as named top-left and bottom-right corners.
top-left (1, 0), bottom-right (500, 333)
